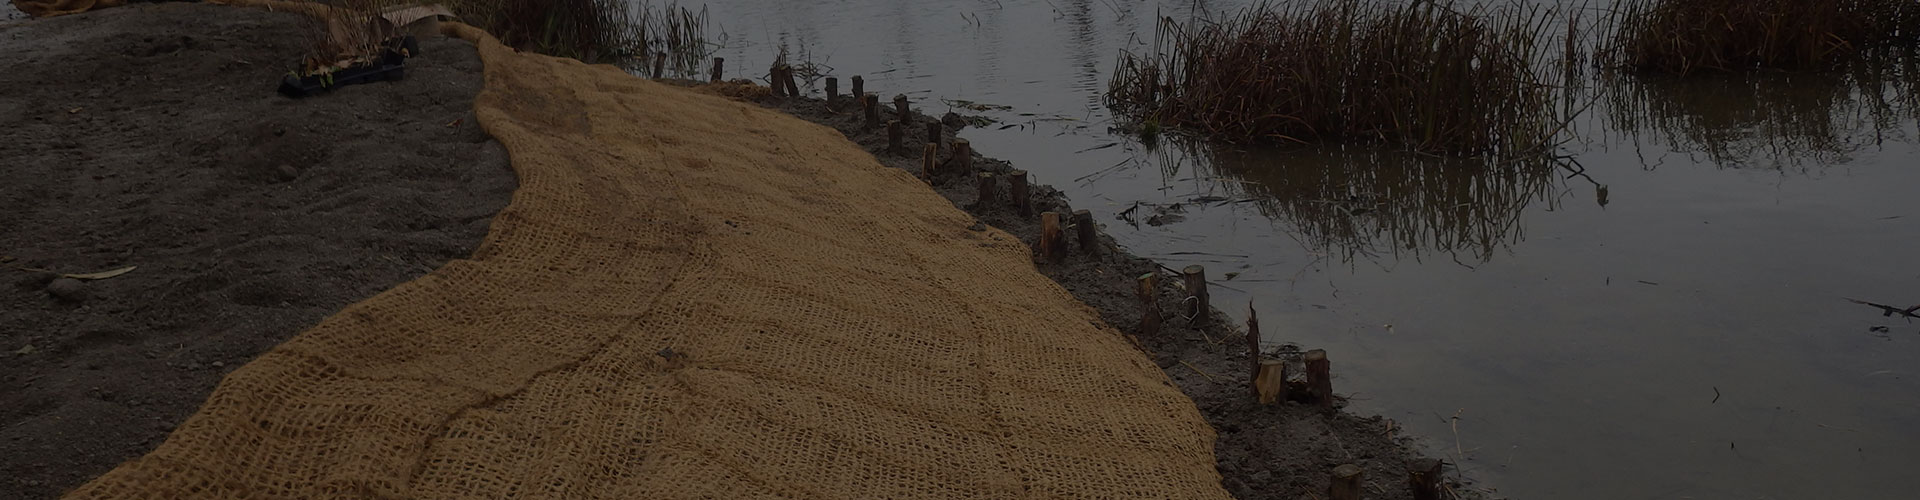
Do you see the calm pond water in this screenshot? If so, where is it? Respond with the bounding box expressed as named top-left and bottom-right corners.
top-left (690, 1), bottom-right (1920, 498)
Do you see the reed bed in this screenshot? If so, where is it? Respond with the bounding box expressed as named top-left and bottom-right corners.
top-left (1602, 0), bottom-right (1920, 75)
top-left (1107, 0), bottom-right (1574, 157)
top-left (445, 0), bottom-right (710, 67)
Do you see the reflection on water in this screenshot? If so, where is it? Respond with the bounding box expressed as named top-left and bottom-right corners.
top-left (1170, 141), bottom-right (1564, 264)
top-left (1600, 55), bottom-right (1920, 171)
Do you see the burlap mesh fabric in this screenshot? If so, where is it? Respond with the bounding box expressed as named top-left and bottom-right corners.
top-left (66, 16), bottom-right (1229, 499)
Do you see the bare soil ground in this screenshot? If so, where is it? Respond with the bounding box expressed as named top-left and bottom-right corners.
top-left (0, 4), bottom-right (513, 498)
top-left (722, 86), bottom-right (1479, 500)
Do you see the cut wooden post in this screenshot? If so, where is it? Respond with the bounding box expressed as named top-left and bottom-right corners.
top-left (1409, 459), bottom-right (1444, 500)
top-left (976, 173), bottom-right (996, 206)
top-left (921, 143), bottom-right (937, 180)
top-left (887, 120), bottom-right (903, 154)
top-left (1247, 302), bottom-right (1262, 399)
top-left (1255, 360), bottom-right (1287, 405)
top-left (1009, 170), bottom-right (1031, 217)
top-left (894, 94), bottom-right (910, 123)
top-left (782, 66), bottom-right (800, 96)
top-left (1072, 209), bottom-right (1097, 257)
top-left (1183, 265), bottom-right (1209, 324)
top-left (863, 94), bottom-right (880, 129)
top-left (1330, 464), bottom-right (1364, 500)
top-left (1138, 273), bottom-right (1161, 335)
top-left (850, 75), bottom-right (864, 99)
top-left (825, 77), bottom-right (839, 108)
top-left (651, 52), bottom-right (665, 78)
top-left (1306, 349), bottom-right (1333, 410)
top-left (952, 138), bottom-right (972, 174)
top-left (710, 57), bottom-right (724, 82)
top-left (769, 66), bottom-right (787, 97)
top-left (926, 121), bottom-right (942, 146)
top-left (1040, 212), bottom-right (1065, 263)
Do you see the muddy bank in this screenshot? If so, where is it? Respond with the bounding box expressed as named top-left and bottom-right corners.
top-left (706, 84), bottom-right (1480, 499)
top-left (0, 4), bottom-right (513, 498)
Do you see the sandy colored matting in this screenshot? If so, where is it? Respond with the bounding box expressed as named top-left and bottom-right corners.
top-left (66, 18), bottom-right (1228, 499)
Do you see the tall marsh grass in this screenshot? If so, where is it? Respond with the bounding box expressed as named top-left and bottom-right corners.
top-left (1603, 0), bottom-right (1920, 75)
top-left (450, 0), bottom-right (712, 66)
top-left (1107, 0), bottom-right (1576, 157)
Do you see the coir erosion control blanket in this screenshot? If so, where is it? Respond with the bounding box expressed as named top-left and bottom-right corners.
top-left (67, 18), bottom-right (1230, 499)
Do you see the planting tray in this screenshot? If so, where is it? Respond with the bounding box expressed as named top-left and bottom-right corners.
top-left (278, 36), bottom-right (418, 98)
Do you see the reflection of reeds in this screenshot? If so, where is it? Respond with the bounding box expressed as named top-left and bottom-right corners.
top-left (1173, 137), bottom-right (1561, 264)
top-left (1602, 0), bottom-right (1920, 75)
top-left (1107, 0), bottom-right (1574, 157)
top-left (1601, 52), bottom-right (1920, 170)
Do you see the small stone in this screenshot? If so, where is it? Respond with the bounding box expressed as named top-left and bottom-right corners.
top-left (211, 361), bottom-right (225, 368)
top-left (45, 278), bottom-right (88, 302)
top-left (276, 164), bottom-right (299, 181)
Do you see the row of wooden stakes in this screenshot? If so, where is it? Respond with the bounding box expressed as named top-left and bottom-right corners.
top-left (747, 62), bottom-right (1450, 500)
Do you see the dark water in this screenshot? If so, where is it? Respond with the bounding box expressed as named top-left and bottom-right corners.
top-left (692, 1), bottom-right (1920, 498)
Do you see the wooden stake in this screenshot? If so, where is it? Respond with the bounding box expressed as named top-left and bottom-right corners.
top-left (1138, 273), bottom-right (1161, 336)
top-left (863, 94), bottom-right (880, 129)
top-left (1040, 212), bottom-right (1065, 263)
top-left (1247, 302), bottom-right (1262, 399)
top-left (921, 143), bottom-right (937, 180)
top-left (952, 138), bottom-right (972, 174)
top-left (976, 173), bottom-right (996, 206)
top-left (651, 52), bottom-right (665, 78)
top-left (887, 120), bottom-right (903, 154)
top-left (710, 57), bottom-right (724, 82)
top-left (769, 66), bottom-right (787, 97)
top-left (1072, 209), bottom-right (1097, 257)
top-left (825, 77), bottom-right (839, 108)
top-left (1330, 464), bottom-right (1363, 500)
top-left (850, 75), bottom-right (863, 99)
top-left (1255, 360), bottom-right (1287, 405)
top-left (894, 94), bottom-right (910, 123)
top-left (926, 121), bottom-right (942, 146)
top-left (1305, 349), bottom-right (1333, 410)
top-left (1183, 265), bottom-right (1209, 324)
top-left (782, 66), bottom-right (800, 96)
top-left (1009, 170), bottom-right (1031, 217)
top-left (1409, 459), bottom-right (1444, 500)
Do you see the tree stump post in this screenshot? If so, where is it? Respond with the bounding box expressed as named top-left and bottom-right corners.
top-left (825, 77), bottom-right (839, 108)
top-left (782, 66), bottom-right (799, 96)
top-left (976, 173), bottom-right (996, 206)
top-left (1072, 209), bottom-right (1097, 257)
top-left (1330, 464), bottom-right (1364, 500)
top-left (1183, 265), bottom-right (1209, 324)
top-left (769, 65), bottom-right (788, 97)
top-left (893, 94), bottom-right (910, 124)
top-left (1009, 170), bottom-right (1031, 217)
top-left (850, 75), bottom-right (863, 100)
top-left (1306, 349), bottom-right (1333, 410)
top-left (863, 94), bottom-right (880, 129)
top-left (710, 57), bottom-right (724, 82)
top-left (1040, 212), bottom-right (1065, 263)
top-left (952, 138), bottom-right (972, 174)
top-left (887, 120), bottom-right (903, 154)
top-left (921, 143), bottom-right (937, 180)
top-left (1138, 273), bottom-right (1162, 336)
top-left (1409, 458), bottom-right (1444, 500)
top-left (926, 121), bottom-right (943, 147)
top-left (1256, 361), bottom-right (1287, 405)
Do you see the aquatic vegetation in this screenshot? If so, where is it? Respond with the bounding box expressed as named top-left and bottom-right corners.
top-left (449, 0), bottom-right (712, 67)
top-left (1602, 0), bottom-right (1920, 75)
top-left (1106, 0), bottom-right (1575, 157)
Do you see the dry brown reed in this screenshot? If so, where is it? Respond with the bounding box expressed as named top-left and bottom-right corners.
top-left (1107, 0), bottom-right (1576, 157)
top-left (444, 0), bottom-right (709, 66)
top-left (1602, 0), bottom-right (1920, 75)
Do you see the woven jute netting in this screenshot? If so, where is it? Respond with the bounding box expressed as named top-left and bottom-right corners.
top-left (66, 9), bottom-right (1229, 499)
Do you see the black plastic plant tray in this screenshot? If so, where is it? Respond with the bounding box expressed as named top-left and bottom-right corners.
top-left (278, 36), bottom-right (417, 98)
